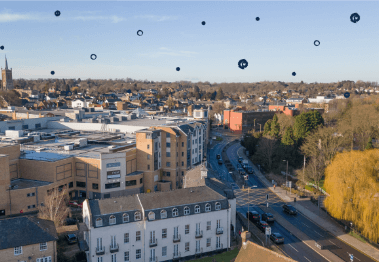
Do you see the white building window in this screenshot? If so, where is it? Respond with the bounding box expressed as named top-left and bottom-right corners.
top-left (185, 225), bottom-right (190, 234)
top-left (195, 205), bottom-right (200, 214)
top-left (215, 202), bottom-right (221, 211)
top-left (172, 208), bottom-right (178, 217)
top-left (135, 211), bottom-right (142, 221)
top-left (162, 246), bottom-right (167, 257)
top-left (109, 215), bottom-right (116, 225)
top-left (185, 242), bottom-right (190, 252)
top-left (162, 228), bottom-right (167, 238)
top-left (207, 221), bottom-right (211, 231)
top-left (39, 242), bottom-right (47, 251)
top-left (124, 233), bottom-right (129, 243)
top-left (14, 246), bottom-right (22, 255)
top-left (184, 206), bottom-right (190, 215)
top-left (111, 254), bottom-right (117, 262)
top-left (136, 231), bottom-right (141, 241)
top-left (148, 211), bottom-right (155, 220)
top-left (205, 203), bottom-right (211, 212)
top-left (97, 257), bottom-right (103, 262)
top-left (124, 251), bottom-right (129, 262)
top-left (206, 238), bottom-right (211, 247)
top-left (136, 249), bottom-right (141, 259)
top-left (161, 210), bottom-right (167, 219)
top-left (123, 213), bottom-right (129, 223)
top-left (96, 218), bottom-right (103, 227)
top-left (36, 257), bottom-right (51, 262)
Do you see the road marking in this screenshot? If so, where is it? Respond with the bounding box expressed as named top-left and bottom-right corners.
top-left (314, 230), bottom-right (323, 237)
top-left (328, 240), bottom-right (336, 245)
top-left (288, 244), bottom-right (299, 252)
top-left (302, 222), bottom-right (310, 228)
top-left (304, 256), bottom-right (311, 262)
top-left (347, 252), bottom-right (360, 261)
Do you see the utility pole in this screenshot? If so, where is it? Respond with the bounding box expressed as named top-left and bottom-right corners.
top-left (247, 186), bottom-right (250, 233)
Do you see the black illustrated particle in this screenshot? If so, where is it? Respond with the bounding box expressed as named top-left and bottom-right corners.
top-left (51, 71), bottom-right (55, 75)
top-left (176, 67), bottom-right (180, 71)
top-left (256, 17), bottom-right (260, 21)
top-left (344, 92), bottom-right (350, 98)
top-left (238, 59), bottom-right (248, 70)
top-left (90, 54), bottom-right (97, 60)
top-left (350, 13), bottom-right (360, 23)
top-left (0, 46), bottom-right (4, 50)
top-left (137, 30), bottom-right (143, 36)
top-left (55, 10), bottom-right (61, 17)
top-left (314, 40), bottom-right (320, 46)
top-left (202, 21), bottom-right (206, 25)
top-left (292, 72), bottom-right (296, 76)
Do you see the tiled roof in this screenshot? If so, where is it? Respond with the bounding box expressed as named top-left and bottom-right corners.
top-left (235, 241), bottom-right (298, 262)
top-left (0, 217), bottom-right (58, 250)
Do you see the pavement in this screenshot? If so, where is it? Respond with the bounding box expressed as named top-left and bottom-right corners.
top-left (238, 147), bottom-right (379, 262)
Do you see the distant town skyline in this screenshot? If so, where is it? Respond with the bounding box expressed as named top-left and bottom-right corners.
top-left (0, 1), bottom-right (378, 83)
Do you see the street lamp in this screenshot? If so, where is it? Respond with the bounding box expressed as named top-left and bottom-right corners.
top-left (283, 160), bottom-right (288, 194)
top-left (254, 119), bottom-right (256, 131)
top-left (258, 123), bottom-right (262, 133)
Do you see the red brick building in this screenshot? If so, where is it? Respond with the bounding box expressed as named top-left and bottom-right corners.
top-left (223, 110), bottom-right (277, 134)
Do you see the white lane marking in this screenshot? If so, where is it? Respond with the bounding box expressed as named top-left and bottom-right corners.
top-left (302, 222), bottom-right (310, 228)
top-left (304, 256), bottom-right (311, 262)
top-left (328, 240), bottom-right (336, 245)
top-left (288, 244), bottom-right (299, 252)
top-left (347, 253), bottom-right (360, 261)
top-left (314, 230), bottom-right (323, 237)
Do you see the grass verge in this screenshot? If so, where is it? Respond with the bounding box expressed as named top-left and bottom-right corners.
top-left (349, 231), bottom-right (367, 243)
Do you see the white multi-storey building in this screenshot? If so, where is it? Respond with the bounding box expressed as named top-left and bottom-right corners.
top-left (82, 186), bottom-right (231, 262)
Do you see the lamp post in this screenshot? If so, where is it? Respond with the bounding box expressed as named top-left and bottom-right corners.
top-left (283, 160), bottom-right (288, 194)
top-left (247, 186), bottom-right (250, 233)
top-left (258, 123), bottom-right (262, 133)
top-left (254, 119), bottom-right (256, 131)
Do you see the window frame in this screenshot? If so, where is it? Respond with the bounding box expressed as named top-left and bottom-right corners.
top-left (136, 249), bottom-right (142, 259)
top-left (109, 215), bottom-right (116, 225)
top-left (148, 211), bottom-right (155, 221)
top-left (185, 225), bottom-right (190, 234)
top-left (162, 246), bottom-right (167, 257)
top-left (39, 242), bottom-right (47, 251)
top-left (184, 206), bottom-right (190, 215)
top-left (14, 246), bottom-right (22, 255)
top-left (160, 210), bottom-right (167, 219)
top-left (96, 218), bottom-right (103, 227)
top-left (195, 205), bottom-right (200, 214)
top-left (124, 251), bottom-right (130, 262)
top-left (136, 231), bottom-right (141, 241)
top-left (215, 202), bottom-right (221, 211)
top-left (162, 228), bottom-right (167, 239)
top-left (123, 213), bottom-right (129, 223)
top-left (124, 233), bottom-right (129, 243)
top-left (135, 211), bottom-right (142, 221)
top-left (172, 208), bottom-right (179, 217)
top-left (205, 203), bottom-right (211, 212)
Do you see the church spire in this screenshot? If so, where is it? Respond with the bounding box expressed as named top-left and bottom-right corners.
top-left (5, 55), bottom-right (8, 70)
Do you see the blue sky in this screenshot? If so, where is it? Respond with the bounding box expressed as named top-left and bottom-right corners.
top-left (0, 1), bottom-right (378, 83)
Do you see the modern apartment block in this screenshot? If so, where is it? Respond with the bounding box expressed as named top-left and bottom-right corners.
top-left (82, 186), bottom-right (231, 262)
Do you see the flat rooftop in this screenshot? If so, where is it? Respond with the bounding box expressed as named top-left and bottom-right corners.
top-left (10, 178), bottom-right (52, 190)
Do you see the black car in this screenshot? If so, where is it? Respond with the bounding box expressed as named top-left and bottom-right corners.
top-left (246, 211), bottom-right (260, 223)
top-left (261, 213), bottom-right (275, 223)
top-left (282, 204), bottom-right (297, 215)
top-left (238, 157), bottom-right (243, 163)
top-left (218, 159), bottom-right (223, 165)
top-left (216, 154), bottom-right (221, 159)
top-left (66, 234), bottom-right (78, 244)
top-left (256, 220), bottom-right (269, 232)
top-left (270, 233), bottom-right (284, 244)
top-left (65, 217), bottom-right (77, 226)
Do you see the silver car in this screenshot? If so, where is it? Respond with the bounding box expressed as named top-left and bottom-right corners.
top-left (270, 233), bottom-right (284, 244)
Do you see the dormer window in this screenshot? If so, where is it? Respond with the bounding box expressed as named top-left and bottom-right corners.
top-left (184, 206), bottom-right (190, 215)
top-left (215, 202), bottom-right (221, 211)
top-left (109, 215), bottom-right (116, 225)
top-left (172, 208), bottom-right (179, 217)
top-left (205, 203), bottom-right (211, 212)
top-left (161, 210), bottom-right (167, 219)
top-left (195, 205), bottom-right (200, 214)
top-left (96, 218), bottom-right (103, 227)
top-left (135, 211), bottom-right (142, 221)
top-left (123, 213), bottom-right (129, 223)
top-left (148, 211), bottom-right (155, 221)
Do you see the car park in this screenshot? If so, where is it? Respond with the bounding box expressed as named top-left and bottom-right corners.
top-left (256, 220), bottom-right (269, 232)
top-left (66, 234), bottom-right (78, 244)
top-left (246, 211), bottom-right (260, 223)
top-left (282, 204), bottom-right (297, 215)
top-left (270, 233), bottom-right (284, 244)
top-left (261, 213), bottom-right (275, 223)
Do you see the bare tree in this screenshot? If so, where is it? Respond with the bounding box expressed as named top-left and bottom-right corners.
top-left (38, 187), bottom-right (71, 227)
top-left (256, 135), bottom-right (277, 170)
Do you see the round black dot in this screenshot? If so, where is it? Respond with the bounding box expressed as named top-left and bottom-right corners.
top-left (137, 30), bottom-right (143, 36)
top-left (90, 54), bottom-right (97, 60)
top-left (176, 67), bottom-right (180, 71)
top-left (344, 92), bottom-right (350, 98)
top-left (202, 21), bottom-right (206, 25)
top-left (238, 59), bottom-right (248, 70)
top-left (350, 13), bottom-right (360, 23)
top-left (55, 10), bottom-right (61, 17)
top-left (0, 46), bottom-right (4, 50)
top-left (256, 17), bottom-right (260, 21)
top-left (51, 71), bottom-right (55, 75)
top-left (292, 72), bottom-right (296, 76)
top-left (314, 40), bottom-right (320, 46)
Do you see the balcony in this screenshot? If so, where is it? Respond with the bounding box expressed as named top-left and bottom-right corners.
top-left (149, 256), bottom-right (157, 262)
top-left (109, 243), bottom-right (119, 253)
top-left (195, 247), bottom-right (203, 254)
top-left (195, 230), bottom-right (203, 239)
top-left (216, 243), bottom-right (224, 250)
top-left (173, 234), bottom-right (181, 243)
top-left (96, 246), bottom-right (105, 255)
top-left (216, 227), bottom-right (224, 235)
top-left (149, 238), bottom-right (158, 247)
top-left (173, 251), bottom-right (181, 259)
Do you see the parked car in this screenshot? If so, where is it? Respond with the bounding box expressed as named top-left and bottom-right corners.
top-left (247, 166), bottom-right (254, 174)
top-left (256, 220), bottom-right (269, 232)
top-left (216, 154), bottom-right (221, 159)
top-left (246, 211), bottom-right (260, 223)
top-left (238, 157), bottom-right (243, 163)
top-left (270, 233), bottom-right (284, 244)
top-left (261, 213), bottom-right (275, 223)
top-left (218, 159), bottom-right (223, 165)
top-left (237, 163), bottom-right (241, 168)
top-left (66, 234), bottom-right (78, 244)
top-left (65, 217), bottom-right (77, 226)
top-left (282, 204), bottom-right (297, 215)
top-left (68, 201), bottom-right (83, 208)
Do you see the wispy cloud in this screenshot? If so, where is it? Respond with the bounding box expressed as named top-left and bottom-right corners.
top-left (134, 15), bottom-right (179, 22)
top-left (0, 10), bottom-right (125, 23)
top-left (140, 48), bottom-right (198, 58)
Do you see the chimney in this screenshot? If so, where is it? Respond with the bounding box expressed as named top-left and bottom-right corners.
top-left (241, 231), bottom-right (251, 244)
